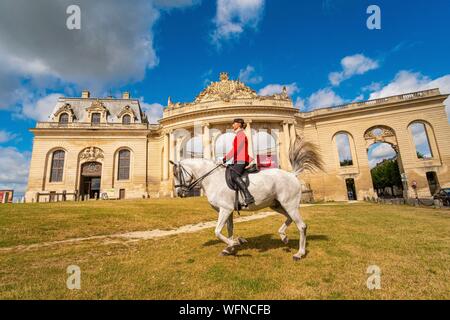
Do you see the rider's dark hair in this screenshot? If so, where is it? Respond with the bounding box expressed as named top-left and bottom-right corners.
top-left (233, 118), bottom-right (247, 129)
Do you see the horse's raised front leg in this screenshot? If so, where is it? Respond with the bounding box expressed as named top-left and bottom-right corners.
top-left (215, 208), bottom-right (239, 255)
top-left (271, 204), bottom-right (292, 245)
top-left (278, 217), bottom-right (292, 244)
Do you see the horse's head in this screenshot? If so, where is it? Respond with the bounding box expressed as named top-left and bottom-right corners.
top-left (170, 160), bottom-right (194, 198)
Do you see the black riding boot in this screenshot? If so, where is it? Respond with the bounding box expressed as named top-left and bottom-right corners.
top-left (234, 176), bottom-right (255, 205)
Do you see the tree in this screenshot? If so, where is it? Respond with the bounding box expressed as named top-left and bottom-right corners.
top-left (371, 159), bottom-right (403, 197)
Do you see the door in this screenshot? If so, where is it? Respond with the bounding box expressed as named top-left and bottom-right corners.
top-left (426, 172), bottom-right (440, 196)
top-left (80, 162), bottom-right (102, 200)
top-left (346, 179), bottom-right (357, 201)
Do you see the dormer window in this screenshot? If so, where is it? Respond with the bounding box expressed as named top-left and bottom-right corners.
top-left (122, 114), bottom-right (131, 125)
top-left (59, 113), bottom-right (69, 124)
top-left (53, 103), bottom-right (74, 124)
top-left (117, 105), bottom-right (136, 124)
top-left (91, 113), bottom-right (101, 125)
top-left (86, 99), bottom-right (109, 125)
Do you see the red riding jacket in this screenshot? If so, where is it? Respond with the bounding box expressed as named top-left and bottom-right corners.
top-left (223, 129), bottom-right (253, 164)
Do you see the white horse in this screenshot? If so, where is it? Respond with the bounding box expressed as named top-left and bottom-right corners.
top-left (170, 136), bottom-right (322, 261)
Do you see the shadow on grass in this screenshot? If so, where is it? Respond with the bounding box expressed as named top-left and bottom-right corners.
top-left (203, 234), bottom-right (329, 254)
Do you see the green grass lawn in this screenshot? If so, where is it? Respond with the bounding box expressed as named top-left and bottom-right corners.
top-left (0, 198), bottom-right (255, 248)
top-left (0, 199), bottom-right (449, 299)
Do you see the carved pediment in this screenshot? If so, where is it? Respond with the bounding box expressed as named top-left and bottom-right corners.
top-left (195, 72), bottom-right (258, 103)
top-left (86, 99), bottom-right (108, 113)
top-left (79, 147), bottom-right (104, 162)
top-left (54, 103), bottom-right (74, 117)
top-left (117, 105), bottom-right (136, 119)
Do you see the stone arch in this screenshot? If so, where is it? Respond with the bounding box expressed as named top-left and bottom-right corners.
top-left (184, 136), bottom-right (203, 158)
top-left (332, 131), bottom-right (357, 168)
top-left (407, 120), bottom-right (438, 160)
top-left (364, 125), bottom-right (399, 151)
top-left (75, 147), bottom-right (105, 196)
top-left (172, 128), bottom-right (192, 161)
top-left (214, 131), bottom-right (235, 161)
top-left (364, 125), bottom-right (406, 199)
top-left (252, 129), bottom-right (279, 168)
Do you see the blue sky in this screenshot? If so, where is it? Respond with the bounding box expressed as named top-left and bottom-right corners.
top-left (0, 0), bottom-right (449, 195)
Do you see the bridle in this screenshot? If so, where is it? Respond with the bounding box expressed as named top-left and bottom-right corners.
top-left (171, 161), bottom-right (223, 195)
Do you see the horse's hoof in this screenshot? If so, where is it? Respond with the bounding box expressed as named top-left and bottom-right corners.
top-left (281, 236), bottom-right (289, 244)
top-left (221, 246), bottom-right (237, 256)
top-left (237, 237), bottom-right (248, 245)
top-left (293, 255), bottom-right (303, 262)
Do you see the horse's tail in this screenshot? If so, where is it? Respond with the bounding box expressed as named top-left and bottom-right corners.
top-left (289, 135), bottom-right (323, 176)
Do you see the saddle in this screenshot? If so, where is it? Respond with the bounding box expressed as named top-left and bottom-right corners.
top-left (225, 164), bottom-right (260, 211)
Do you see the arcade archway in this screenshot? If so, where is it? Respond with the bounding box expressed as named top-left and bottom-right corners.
top-left (364, 126), bottom-right (406, 199)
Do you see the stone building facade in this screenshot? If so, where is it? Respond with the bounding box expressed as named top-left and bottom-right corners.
top-left (25, 72), bottom-right (450, 202)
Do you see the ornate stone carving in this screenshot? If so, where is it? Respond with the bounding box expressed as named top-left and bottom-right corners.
top-left (53, 103), bottom-right (75, 120)
top-left (79, 147), bottom-right (104, 162)
top-left (194, 72), bottom-right (258, 103)
top-left (117, 105), bottom-right (136, 119)
top-left (86, 99), bottom-right (108, 113)
top-left (364, 126), bottom-right (395, 140)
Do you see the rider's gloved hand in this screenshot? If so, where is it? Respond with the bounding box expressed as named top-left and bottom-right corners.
top-left (222, 158), bottom-right (227, 164)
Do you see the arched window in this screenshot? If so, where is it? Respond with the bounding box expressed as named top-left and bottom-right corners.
top-left (59, 113), bottom-right (69, 124)
top-left (118, 150), bottom-right (131, 180)
top-left (50, 150), bottom-right (65, 182)
top-left (410, 122), bottom-right (433, 159)
top-left (91, 113), bottom-right (101, 125)
top-left (122, 114), bottom-right (131, 125)
top-left (335, 133), bottom-right (353, 167)
top-left (253, 131), bottom-right (278, 169)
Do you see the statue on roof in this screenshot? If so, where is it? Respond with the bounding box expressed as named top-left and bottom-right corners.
top-left (194, 72), bottom-right (258, 103)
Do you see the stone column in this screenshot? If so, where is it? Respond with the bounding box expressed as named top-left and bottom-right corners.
top-left (289, 122), bottom-right (297, 146)
top-left (202, 123), bottom-right (211, 159)
top-left (169, 131), bottom-right (175, 174)
top-left (245, 120), bottom-right (255, 161)
top-left (282, 121), bottom-right (292, 170)
top-left (162, 132), bottom-right (169, 181)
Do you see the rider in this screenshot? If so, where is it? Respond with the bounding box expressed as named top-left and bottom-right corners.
top-left (222, 119), bottom-right (255, 206)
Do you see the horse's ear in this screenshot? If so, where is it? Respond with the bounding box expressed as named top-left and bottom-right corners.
top-left (169, 160), bottom-right (175, 166)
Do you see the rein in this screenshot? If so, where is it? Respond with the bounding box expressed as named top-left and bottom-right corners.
top-left (174, 163), bottom-right (223, 192)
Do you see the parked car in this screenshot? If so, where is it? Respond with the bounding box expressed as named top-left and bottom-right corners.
top-left (433, 188), bottom-right (450, 206)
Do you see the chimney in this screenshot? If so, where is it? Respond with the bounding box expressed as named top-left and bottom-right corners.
top-left (122, 92), bottom-right (130, 99)
top-left (81, 90), bottom-right (90, 99)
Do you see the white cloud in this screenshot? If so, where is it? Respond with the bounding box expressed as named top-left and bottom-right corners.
top-left (335, 133), bottom-right (352, 162)
top-left (212, 0), bottom-right (265, 44)
top-left (0, 131), bottom-right (18, 144)
top-left (258, 83), bottom-right (299, 96)
top-left (141, 102), bottom-right (165, 124)
top-left (329, 54), bottom-right (379, 86)
top-left (0, 0), bottom-right (200, 112)
top-left (362, 82), bottom-right (382, 92)
top-left (368, 143), bottom-right (397, 168)
top-left (306, 88), bottom-right (344, 109)
top-left (238, 65), bottom-right (263, 84)
top-left (0, 147), bottom-right (31, 193)
top-left (368, 71), bottom-right (450, 120)
top-left (20, 93), bottom-right (62, 122)
top-left (294, 97), bottom-right (305, 110)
